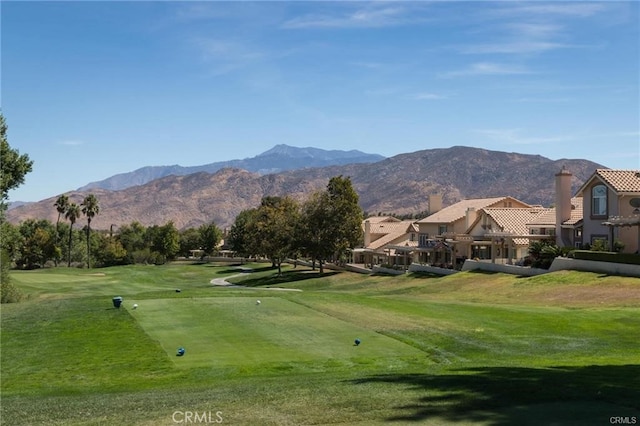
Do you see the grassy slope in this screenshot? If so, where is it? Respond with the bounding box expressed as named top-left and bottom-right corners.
top-left (1, 263), bottom-right (639, 425)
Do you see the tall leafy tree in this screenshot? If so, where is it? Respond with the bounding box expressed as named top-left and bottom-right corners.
top-left (16, 219), bottom-right (56, 269)
top-left (228, 208), bottom-right (259, 257)
top-left (299, 176), bottom-right (363, 273)
top-left (179, 228), bottom-right (201, 258)
top-left (325, 175), bottom-right (363, 262)
top-left (0, 113), bottom-right (31, 302)
top-left (0, 113), bottom-right (33, 214)
top-left (65, 203), bottom-right (81, 267)
top-left (94, 232), bottom-right (127, 267)
top-left (247, 196), bottom-right (300, 276)
top-left (118, 221), bottom-right (147, 255)
top-left (53, 194), bottom-right (70, 265)
top-left (148, 221), bottom-right (180, 262)
top-left (81, 194), bottom-right (100, 268)
top-left (198, 221), bottom-right (222, 256)
top-left (299, 190), bottom-right (331, 272)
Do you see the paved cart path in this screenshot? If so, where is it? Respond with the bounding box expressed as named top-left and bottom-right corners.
top-left (210, 267), bottom-right (302, 292)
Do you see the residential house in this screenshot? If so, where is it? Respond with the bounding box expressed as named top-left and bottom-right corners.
top-left (466, 206), bottom-right (551, 264)
top-left (571, 169), bottom-right (640, 253)
top-left (526, 194), bottom-right (583, 249)
top-left (353, 216), bottom-right (419, 267)
top-left (414, 195), bottom-right (532, 266)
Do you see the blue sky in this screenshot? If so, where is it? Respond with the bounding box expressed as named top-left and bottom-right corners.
top-left (3, 1), bottom-right (639, 202)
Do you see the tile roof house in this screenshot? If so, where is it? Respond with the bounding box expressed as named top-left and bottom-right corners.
top-left (414, 196), bottom-right (532, 266)
top-left (571, 169), bottom-right (640, 253)
top-left (350, 168), bottom-right (640, 271)
top-left (353, 217), bottom-right (419, 267)
top-left (465, 206), bottom-right (551, 262)
top-left (526, 195), bottom-right (584, 247)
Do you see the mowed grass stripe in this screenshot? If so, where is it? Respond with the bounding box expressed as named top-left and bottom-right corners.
top-left (9, 264), bottom-right (242, 300)
top-left (288, 293), bottom-right (640, 365)
top-left (0, 297), bottom-right (176, 395)
top-left (128, 297), bottom-right (425, 369)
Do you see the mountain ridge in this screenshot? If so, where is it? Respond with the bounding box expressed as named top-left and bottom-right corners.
top-left (78, 144), bottom-right (385, 192)
top-left (6, 146), bottom-right (604, 231)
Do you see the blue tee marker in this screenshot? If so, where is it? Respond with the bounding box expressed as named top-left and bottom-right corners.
top-left (354, 338), bottom-right (361, 346)
top-left (177, 347), bottom-right (185, 356)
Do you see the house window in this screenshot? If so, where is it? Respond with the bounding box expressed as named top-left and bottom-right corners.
top-left (591, 184), bottom-right (607, 217)
top-left (438, 225), bottom-right (447, 235)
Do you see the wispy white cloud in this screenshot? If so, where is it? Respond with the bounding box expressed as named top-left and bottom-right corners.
top-left (59, 140), bottom-right (84, 146)
top-left (586, 130), bottom-right (640, 139)
top-left (474, 128), bottom-right (572, 145)
top-left (174, 3), bottom-right (230, 21)
top-left (405, 92), bottom-right (447, 100)
top-left (507, 22), bottom-right (563, 39)
top-left (191, 37), bottom-right (296, 77)
top-left (350, 61), bottom-right (386, 69)
top-left (516, 97), bottom-right (572, 103)
top-left (364, 87), bottom-right (448, 100)
top-left (195, 38), bottom-right (266, 62)
top-left (281, 4), bottom-right (427, 29)
top-left (458, 41), bottom-right (573, 55)
top-left (442, 62), bottom-right (532, 78)
top-left (495, 3), bottom-right (609, 19)
top-left (364, 87), bottom-right (400, 97)
top-left (456, 4), bottom-right (612, 56)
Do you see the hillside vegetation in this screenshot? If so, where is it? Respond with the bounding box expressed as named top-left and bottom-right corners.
top-left (6, 146), bottom-right (602, 230)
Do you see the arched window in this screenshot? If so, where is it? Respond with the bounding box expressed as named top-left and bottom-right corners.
top-left (591, 184), bottom-right (607, 216)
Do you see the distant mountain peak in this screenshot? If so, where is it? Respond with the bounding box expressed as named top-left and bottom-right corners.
top-left (256, 144), bottom-right (376, 160)
top-left (6, 146), bottom-right (604, 232)
top-left (76, 144), bottom-right (385, 192)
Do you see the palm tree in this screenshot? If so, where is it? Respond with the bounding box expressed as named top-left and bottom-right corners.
top-left (65, 203), bottom-right (81, 267)
top-left (53, 194), bottom-right (69, 266)
top-left (81, 194), bottom-right (100, 269)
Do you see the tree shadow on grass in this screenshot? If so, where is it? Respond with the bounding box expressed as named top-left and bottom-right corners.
top-left (405, 272), bottom-right (443, 280)
top-left (234, 269), bottom-right (339, 288)
top-left (215, 265), bottom-right (276, 275)
top-left (349, 365), bottom-right (640, 425)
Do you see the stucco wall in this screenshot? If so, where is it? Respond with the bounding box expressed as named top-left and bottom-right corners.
top-left (408, 264), bottom-right (459, 276)
top-left (460, 260), bottom-right (547, 276)
top-left (549, 257), bottom-right (640, 277)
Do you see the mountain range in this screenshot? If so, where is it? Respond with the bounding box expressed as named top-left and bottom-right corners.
top-left (6, 145), bottom-right (603, 231)
top-left (78, 144), bottom-right (385, 191)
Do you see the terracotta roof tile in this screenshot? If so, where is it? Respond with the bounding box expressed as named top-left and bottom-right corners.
top-left (526, 198), bottom-right (583, 226)
top-left (366, 221), bottom-right (412, 235)
top-left (565, 197), bottom-right (583, 225)
top-left (483, 207), bottom-right (549, 236)
top-left (364, 216), bottom-right (402, 224)
top-left (417, 197), bottom-right (527, 224)
top-left (594, 169), bottom-right (640, 193)
top-left (363, 220), bottom-right (417, 250)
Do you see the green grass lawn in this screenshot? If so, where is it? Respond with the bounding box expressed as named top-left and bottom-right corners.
top-left (1, 263), bottom-right (639, 425)
top-left (129, 296), bottom-right (424, 371)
